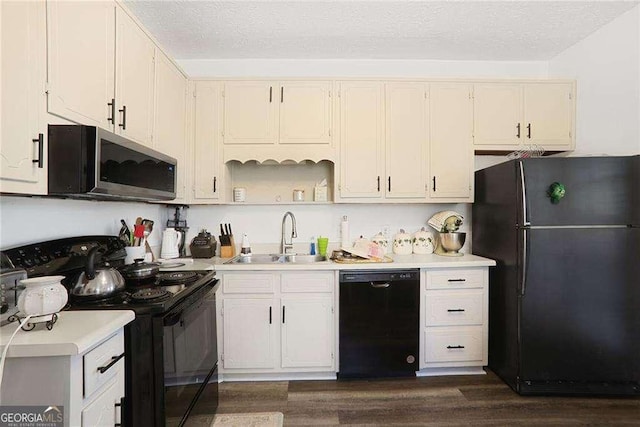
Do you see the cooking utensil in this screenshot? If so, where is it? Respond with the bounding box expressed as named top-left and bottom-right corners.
top-left (119, 259), bottom-right (161, 282)
top-left (119, 219), bottom-right (131, 246)
top-left (434, 232), bottom-right (466, 257)
top-left (71, 247), bottom-right (125, 298)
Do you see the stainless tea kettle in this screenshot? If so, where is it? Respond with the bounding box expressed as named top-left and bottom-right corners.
top-left (71, 247), bottom-right (125, 298)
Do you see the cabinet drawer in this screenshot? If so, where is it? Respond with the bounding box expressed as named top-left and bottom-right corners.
top-left (84, 330), bottom-right (124, 398)
top-left (424, 326), bottom-right (483, 363)
top-left (223, 273), bottom-right (276, 294)
top-left (425, 268), bottom-right (485, 290)
top-left (425, 290), bottom-right (484, 326)
top-left (281, 272), bottom-right (333, 293)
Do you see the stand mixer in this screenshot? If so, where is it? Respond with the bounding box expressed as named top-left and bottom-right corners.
top-left (166, 206), bottom-right (189, 258)
top-left (428, 211), bottom-right (466, 257)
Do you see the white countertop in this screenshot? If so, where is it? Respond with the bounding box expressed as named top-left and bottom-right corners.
top-left (197, 252), bottom-right (495, 271)
top-left (0, 310), bottom-right (135, 357)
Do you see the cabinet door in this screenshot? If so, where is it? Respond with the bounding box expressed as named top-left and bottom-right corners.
top-left (429, 83), bottom-right (473, 200)
top-left (524, 83), bottom-right (574, 149)
top-left (222, 298), bottom-right (275, 369)
top-left (115, 6), bottom-right (155, 146)
top-left (223, 81), bottom-right (277, 144)
top-left (193, 81), bottom-right (222, 201)
top-left (154, 52), bottom-right (187, 201)
top-left (385, 82), bottom-right (428, 199)
top-left (81, 376), bottom-right (124, 427)
top-left (281, 295), bottom-right (334, 368)
top-left (47, 0), bottom-right (115, 129)
top-left (339, 82), bottom-right (384, 199)
top-left (0, 0), bottom-right (46, 193)
top-left (279, 81), bottom-right (331, 145)
top-left (473, 83), bottom-right (523, 147)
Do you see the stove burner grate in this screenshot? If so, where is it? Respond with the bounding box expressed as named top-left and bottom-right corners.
top-left (130, 288), bottom-right (171, 303)
top-left (156, 271), bottom-right (198, 285)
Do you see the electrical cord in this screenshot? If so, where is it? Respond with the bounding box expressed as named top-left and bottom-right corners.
top-left (0, 315), bottom-right (33, 389)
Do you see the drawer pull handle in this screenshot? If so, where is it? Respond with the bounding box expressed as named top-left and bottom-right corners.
top-left (114, 397), bottom-right (124, 427)
top-left (447, 279), bottom-right (466, 282)
top-left (446, 345), bottom-right (465, 349)
top-left (97, 352), bottom-right (125, 374)
top-left (447, 309), bottom-right (465, 312)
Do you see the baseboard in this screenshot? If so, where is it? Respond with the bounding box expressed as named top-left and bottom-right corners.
top-left (416, 367), bottom-right (487, 377)
top-left (219, 371), bottom-right (337, 382)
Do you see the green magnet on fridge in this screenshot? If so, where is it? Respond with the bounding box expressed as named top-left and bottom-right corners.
top-left (547, 182), bottom-right (566, 204)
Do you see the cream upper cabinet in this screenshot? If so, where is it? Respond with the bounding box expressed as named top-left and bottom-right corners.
top-left (473, 83), bottom-right (523, 147)
top-left (193, 81), bottom-right (223, 202)
top-left (154, 52), bottom-right (187, 201)
top-left (1, 0), bottom-right (47, 195)
top-left (115, 6), bottom-right (155, 146)
top-left (47, 0), bottom-right (115, 130)
top-left (385, 82), bottom-right (429, 199)
top-left (47, 2), bottom-right (157, 146)
top-left (338, 81), bottom-right (384, 199)
top-left (429, 82), bottom-right (473, 200)
top-left (523, 82), bottom-right (574, 149)
top-left (223, 81), bottom-right (332, 146)
top-left (472, 81), bottom-right (575, 152)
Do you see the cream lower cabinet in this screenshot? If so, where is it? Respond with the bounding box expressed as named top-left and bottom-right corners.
top-left (473, 81), bottom-right (575, 152)
top-left (1, 330), bottom-right (125, 427)
top-left (192, 81), bottom-right (223, 203)
top-left (419, 268), bottom-right (488, 373)
top-left (429, 83), bottom-right (474, 201)
top-left (338, 81), bottom-right (429, 201)
top-left (47, 1), bottom-right (155, 146)
top-left (219, 271), bottom-right (335, 376)
top-left (0, 0), bottom-right (47, 195)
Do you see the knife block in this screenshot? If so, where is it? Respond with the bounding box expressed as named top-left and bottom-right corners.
top-left (220, 235), bottom-right (236, 258)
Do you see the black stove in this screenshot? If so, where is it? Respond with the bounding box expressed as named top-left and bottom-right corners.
top-left (1, 236), bottom-right (219, 427)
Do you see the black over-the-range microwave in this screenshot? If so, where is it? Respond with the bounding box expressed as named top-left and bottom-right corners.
top-left (48, 125), bottom-right (177, 201)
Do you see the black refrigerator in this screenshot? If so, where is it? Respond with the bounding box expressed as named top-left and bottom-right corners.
top-left (473, 155), bottom-right (640, 396)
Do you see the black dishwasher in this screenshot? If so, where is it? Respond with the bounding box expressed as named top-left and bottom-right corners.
top-left (339, 269), bottom-right (419, 379)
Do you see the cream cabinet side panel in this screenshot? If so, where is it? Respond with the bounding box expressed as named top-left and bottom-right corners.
top-left (223, 81), bottom-right (277, 145)
top-left (154, 52), bottom-right (187, 202)
top-left (279, 81), bottom-right (332, 145)
top-left (338, 81), bottom-right (384, 199)
top-left (429, 83), bottom-right (473, 200)
top-left (385, 82), bottom-right (428, 199)
top-left (193, 81), bottom-right (223, 202)
top-left (47, 0), bottom-right (115, 129)
top-left (115, 6), bottom-right (155, 146)
top-left (524, 82), bottom-right (575, 149)
top-left (473, 83), bottom-right (523, 147)
top-left (0, 0), bottom-right (47, 194)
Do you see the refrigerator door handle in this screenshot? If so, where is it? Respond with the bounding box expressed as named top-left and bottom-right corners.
top-left (518, 161), bottom-right (531, 226)
top-left (521, 228), bottom-right (529, 296)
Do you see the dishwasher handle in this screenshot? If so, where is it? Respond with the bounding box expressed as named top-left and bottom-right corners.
top-left (370, 282), bottom-right (390, 288)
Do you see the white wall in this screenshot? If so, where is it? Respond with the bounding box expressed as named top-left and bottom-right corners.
top-left (549, 5), bottom-right (640, 156)
top-left (0, 196), bottom-right (166, 252)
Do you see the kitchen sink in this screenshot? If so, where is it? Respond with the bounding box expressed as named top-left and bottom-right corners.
top-left (224, 254), bottom-right (328, 264)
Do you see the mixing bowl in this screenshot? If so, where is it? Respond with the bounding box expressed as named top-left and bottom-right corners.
top-left (438, 232), bottom-right (466, 253)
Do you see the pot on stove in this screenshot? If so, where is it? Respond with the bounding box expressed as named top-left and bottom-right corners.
top-left (71, 247), bottom-right (125, 298)
top-left (118, 259), bottom-right (161, 282)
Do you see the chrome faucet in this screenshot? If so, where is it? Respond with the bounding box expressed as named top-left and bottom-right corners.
top-left (281, 211), bottom-right (298, 254)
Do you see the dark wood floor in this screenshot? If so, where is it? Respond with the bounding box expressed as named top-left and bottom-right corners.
top-left (212, 370), bottom-right (640, 426)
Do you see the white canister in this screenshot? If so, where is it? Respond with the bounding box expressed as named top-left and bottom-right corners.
top-left (125, 246), bottom-right (146, 264)
top-left (392, 229), bottom-right (413, 255)
top-left (412, 227), bottom-right (436, 254)
top-left (17, 275), bottom-right (68, 316)
top-left (293, 189), bottom-right (305, 202)
top-left (233, 187), bottom-right (246, 202)
top-left (371, 232), bottom-right (389, 255)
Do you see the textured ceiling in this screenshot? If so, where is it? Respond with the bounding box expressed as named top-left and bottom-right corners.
top-left (123, 1), bottom-right (639, 61)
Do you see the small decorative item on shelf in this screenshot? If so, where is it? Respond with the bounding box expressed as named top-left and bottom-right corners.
top-left (412, 227), bottom-right (435, 254)
top-left (392, 229), bottom-right (413, 255)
